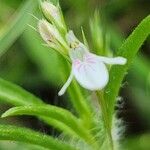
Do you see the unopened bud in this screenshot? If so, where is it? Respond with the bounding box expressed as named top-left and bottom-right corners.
top-left (38, 19), bottom-right (55, 43)
top-left (41, 1), bottom-right (67, 34)
top-left (38, 19), bottom-right (69, 53)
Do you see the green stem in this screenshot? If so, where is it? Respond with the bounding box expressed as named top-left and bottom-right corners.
top-left (60, 58), bottom-right (92, 128)
top-left (69, 80), bottom-right (92, 123)
top-left (96, 91), bottom-right (114, 150)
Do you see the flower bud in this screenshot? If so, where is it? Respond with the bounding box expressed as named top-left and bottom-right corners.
top-left (38, 19), bottom-right (69, 53)
top-left (41, 1), bottom-right (67, 34)
top-left (38, 19), bottom-right (55, 43)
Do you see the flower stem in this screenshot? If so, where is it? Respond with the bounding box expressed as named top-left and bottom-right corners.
top-left (60, 58), bottom-right (92, 128)
top-left (96, 91), bottom-right (114, 150)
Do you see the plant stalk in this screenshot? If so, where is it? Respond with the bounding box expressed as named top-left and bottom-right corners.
top-left (96, 91), bottom-right (114, 150)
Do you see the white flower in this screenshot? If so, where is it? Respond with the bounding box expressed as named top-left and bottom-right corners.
top-left (58, 31), bottom-right (127, 96)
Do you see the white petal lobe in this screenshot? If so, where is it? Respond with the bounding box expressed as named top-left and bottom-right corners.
top-left (58, 70), bottom-right (74, 96)
top-left (92, 54), bottom-right (127, 65)
top-left (72, 56), bottom-right (109, 90)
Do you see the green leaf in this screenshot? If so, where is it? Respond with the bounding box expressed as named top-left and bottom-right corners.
top-left (0, 78), bottom-right (43, 106)
top-left (0, 77), bottom-right (92, 141)
top-left (0, 0), bottom-right (38, 57)
top-left (0, 125), bottom-right (76, 150)
top-left (0, 78), bottom-right (92, 141)
top-left (0, 141), bottom-right (47, 150)
top-left (1, 105), bottom-right (94, 146)
top-left (104, 15), bottom-right (150, 121)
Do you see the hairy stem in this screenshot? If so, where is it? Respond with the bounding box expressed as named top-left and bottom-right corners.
top-left (96, 91), bottom-right (114, 150)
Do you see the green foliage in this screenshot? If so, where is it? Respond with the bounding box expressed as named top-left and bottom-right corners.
top-left (90, 11), bottom-right (104, 55)
top-left (0, 0), bottom-right (150, 149)
top-left (0, 0), bottom-right (38, 57)
top-left (0, 125), bottom-right (76, 150)
top-left (0, 78), bottom-right (43, 106)
top-left (0, 77), bottom-right (93, 144)
top-left (0, 141), bottom-right (46, 150)
top-left (22, 27), bottom-right (61, 86)
top-left (104, 15), bottom-right (150, 123)
top-left (1, 105), bottom-right (94, 144)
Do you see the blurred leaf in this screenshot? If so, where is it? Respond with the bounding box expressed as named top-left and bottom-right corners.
top-left (0, 79), bottom-right (85, 139)
top-left (0, 77), bottom-right (94, 145)
top-left (90, 11), bottom-right (104, 55)
top-left (123, 134), bottom-right (150, 150)
top-left (129, 54), bottom-right (150, 87)
top-left (0, 141), bottom-right (46, 150)
top-left (0, 0), bottom-right (22, 9)
top-left (130, 87), bottom-right (150, 124)
top-left (0, 78), bottom-right (43, 106)
top-left (0, 0), bottom-right (38, 57)
top-left (0, 125), bottom-right (75, 150)
top-left (104, 0), bottom-right (136, 18)
top-left (22, 26), bottom-right (61, 86)
top-left (1, 105), bottom-right (94, 144)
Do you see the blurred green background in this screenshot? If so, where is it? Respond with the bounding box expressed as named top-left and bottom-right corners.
top-left (0, 0), bottom-right (150, 149)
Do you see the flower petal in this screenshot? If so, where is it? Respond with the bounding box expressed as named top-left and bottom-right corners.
top-left (66, 30), bottom-right (88, 60)
top-left (91, 54), bottom-right (127, 65)
top-left (72, 56), bottom-right (109, 91)
top-left (58, 70), bottom-right (74, 96)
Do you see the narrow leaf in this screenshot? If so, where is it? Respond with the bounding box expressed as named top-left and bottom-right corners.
top-left (1, 105), bottom-right (94, 145)
top-left (0, 125), bottom-right (76, 150)
top-left (0, 78), bottom-right (43, 106)
top-left (0, 78), bottom-right (91, 140)
top-left (22, 27), bottom-right (61, 86)
top-left (0, 0), bottom-right (38, 57)
top-left (104, 15), bottom-right (150, 120)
